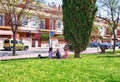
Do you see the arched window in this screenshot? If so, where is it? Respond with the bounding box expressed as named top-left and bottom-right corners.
top-left (22, 18), bottom-right (28, 26)
top-left (50, 20), bottom-right (53, 30)
top-left (56, 19), bottom-right (62, 29)
top-left (0, 15), bottom-right (4, 26)
top-left (39, 19), bottom-right (45, 29)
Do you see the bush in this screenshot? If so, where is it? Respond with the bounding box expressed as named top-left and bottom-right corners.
top-left (41, 34), bottom-right (49, 41)
top-left (57, 35), bottom-right (64, 40)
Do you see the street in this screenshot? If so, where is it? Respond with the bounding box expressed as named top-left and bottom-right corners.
top-left (0, 47), bottom-right (66, 56)
top-left (0, 48), bottom-right (49, 56)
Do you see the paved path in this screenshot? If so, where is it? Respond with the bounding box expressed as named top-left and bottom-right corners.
top-left (0, 48), bottom-right (100, 60)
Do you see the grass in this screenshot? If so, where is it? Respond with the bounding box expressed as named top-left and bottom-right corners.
top-left (106, 49), bottom-right (120, 53)
top-left (1, 54), bottom-right (120, 82)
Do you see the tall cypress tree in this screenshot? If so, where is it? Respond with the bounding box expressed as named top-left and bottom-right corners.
top-left (62, 0), bottom-right (97, 58)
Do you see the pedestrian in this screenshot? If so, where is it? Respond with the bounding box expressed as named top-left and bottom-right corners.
top-left (48, 47), bottom-right (53, 59)
top-left (56, 48), bottom-right (61, 59)
top-left (63, 48), bottom-right (68, 59)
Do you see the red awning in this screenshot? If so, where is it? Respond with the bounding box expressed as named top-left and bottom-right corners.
top-left (33, 33), bottom-right (40, 40)
top-left (0, 30), bottom-right (13, 35)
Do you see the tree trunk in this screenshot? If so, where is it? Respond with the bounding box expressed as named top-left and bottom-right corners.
top-left (13, 31), bottom-right (16, 56)
top-left (113, 29), bottom-right (116, 54)
top-left (74, 50), bottom-right (80, 58)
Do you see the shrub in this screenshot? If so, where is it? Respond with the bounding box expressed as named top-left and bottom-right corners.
top-left (57, 35), bottom-right (64, 40)
top-left (41, 34), bottom-right (49, 41)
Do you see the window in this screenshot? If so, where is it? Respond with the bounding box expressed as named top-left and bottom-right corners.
top-left (11, 14), bottom-right (17, 25)
top-left (50, 20), bottom-right (53, 30)
top-left (117, 30), bottom-right (120, 36)
top-left (11, 40), bottom-right (18, 44)
top-left (11, 40), bottom-right (13, 43)
top-left (56, 20), bottom-right (62, 29)
top-left (27, 16), bottom-right (39, 28)
top-left (22, 18), bottom-right (28, 26)
top-left (39, 19), bottom-right (45, 29)
top-left (19, 41), bottom-right (23, 44)
top-left (4, 40), bottom-right (9, 43)
top-left (0, 15), bottom-right (4, 26)
top-left (34, 0), bottom-right (45, 3)
top-left (16, 40), bottom-right (18, 44)
top-left (57, 22), bottom-right (61, 28)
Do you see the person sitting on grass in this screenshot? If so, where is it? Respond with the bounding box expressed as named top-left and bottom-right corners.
top-left (63, 48), bottom-right (68, 59)
top-left (48, 47), bottom-right (58, 59)
top-left (48, 47), bottom-right (53, 59)
top-left (55, 49), bottom-right (61, 59)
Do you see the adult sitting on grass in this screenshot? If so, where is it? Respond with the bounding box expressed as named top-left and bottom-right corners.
top-left (55, 49), bottom-right (61, 59)
top-left (48, 47), bottom-right (54, 59)
top-left (48, 47), bottom-right (59, 59)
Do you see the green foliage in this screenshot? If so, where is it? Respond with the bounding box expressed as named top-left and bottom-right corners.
top-left (107, 26), bottom-right (113, 35)
top-left (1, 54), bottom-right (120, 81)
top-left (92, 25), bottom-right (99, 32)
top-left (41, 34), bottom-right (49, 41)
top-left (57, 35), bottom-right (64, 39)
top-left (62, 0), bottom-right (97, 57)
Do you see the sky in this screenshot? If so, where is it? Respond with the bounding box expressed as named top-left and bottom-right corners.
top-left (45, 0), bottom-right (62, 5)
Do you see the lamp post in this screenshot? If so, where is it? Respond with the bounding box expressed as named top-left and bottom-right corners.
top-left (49, 2), bottom-right (56, 48)
top-left (49, 3), bottom-right (53, 48)
top-left (49, 16), bottom-right (53, 47)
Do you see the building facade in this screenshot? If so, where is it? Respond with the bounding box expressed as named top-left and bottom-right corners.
top-left (0, 0), bottom-right (64, 48)
top-left (91, 17), bottom-right (120, 43)
top-left (0, 0), bottom-right (120, 49)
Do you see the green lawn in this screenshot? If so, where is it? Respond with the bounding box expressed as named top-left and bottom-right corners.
top-left (106, 49), bottom-right (120, 53)
top-left (1, 54), bottom-right (120, 82)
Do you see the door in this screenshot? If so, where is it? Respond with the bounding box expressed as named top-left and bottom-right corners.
top-left (35, 41), bottom-right (38, 47)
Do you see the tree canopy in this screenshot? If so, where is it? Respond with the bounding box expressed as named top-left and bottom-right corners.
top-left (97, 0), bottom-right (120, 53)
top-left (62, 0), bottom-right (97, 58)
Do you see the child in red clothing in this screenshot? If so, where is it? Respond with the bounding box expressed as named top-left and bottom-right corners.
top-left (63, 48), bottom-right (68, 59)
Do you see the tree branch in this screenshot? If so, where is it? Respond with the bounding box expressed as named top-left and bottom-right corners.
top-left (17, 0), bottom-right (30, 24)
top-left (0, 0), bottom-right (8, 13)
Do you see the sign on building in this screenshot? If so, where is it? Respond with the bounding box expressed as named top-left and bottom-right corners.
top-left (50, 31), bottom-right (54, 37)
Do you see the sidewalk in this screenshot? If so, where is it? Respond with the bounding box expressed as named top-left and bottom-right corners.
top-left (0, 48), bottom-right (100, 61)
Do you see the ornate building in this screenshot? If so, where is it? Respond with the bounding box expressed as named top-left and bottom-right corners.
top-left (0, 0), bottom-right (63, 48)
top-left (91, 17), bottom-right (120, 43)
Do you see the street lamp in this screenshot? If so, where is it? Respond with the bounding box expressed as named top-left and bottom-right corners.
top-left (49, 3), bottom-right (53, 48)
top-left (49, 15), bottom-right (53, 47)
top-left (49, 2), bottom-right (57, 48)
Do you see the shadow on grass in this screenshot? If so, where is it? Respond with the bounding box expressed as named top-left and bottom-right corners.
top-left (1, 54), bottom-right (80, 61)
top-left (1, 56), bottom-right (48, 61)
top-left (97, 54), bottom-right (120, 58)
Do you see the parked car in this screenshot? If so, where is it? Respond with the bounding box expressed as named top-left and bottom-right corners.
top-left (89, 42), bottom-right (100, 47)
top-left (101, 42), bottom-right (112, 49)
top-left (3, 39), bottom-right (29, 51)
top-left (115, 42), bottom-right (120, 46)
top-left (118, 45), bottom-right (120, 49)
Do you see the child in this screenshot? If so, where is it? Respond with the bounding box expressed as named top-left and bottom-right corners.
top-left (63, 48), bottom-right (68, 59)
